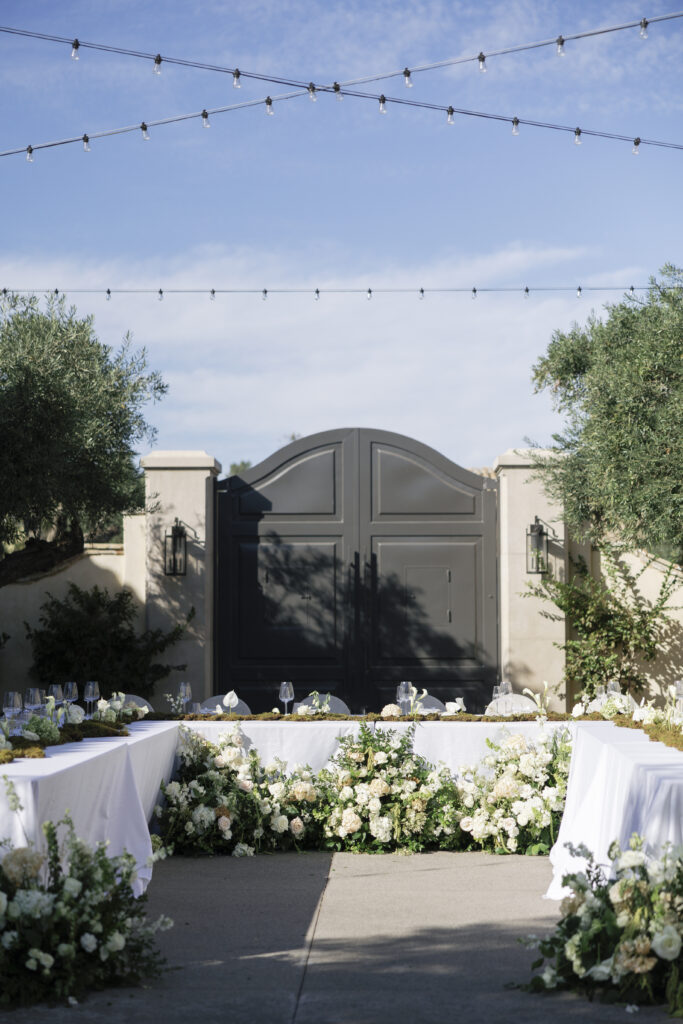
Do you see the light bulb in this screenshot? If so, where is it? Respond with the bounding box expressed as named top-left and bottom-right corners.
top-left (308, 83), bottom-right (316, 102)
top-left (379, 95), bottom-right (387, 114)
top-left (158, 289), bottom-right (164, 301)
top-left (233, 69), bottom-right (241, 88)
top-left (447, 106), bottom-right (455, 126)
top-left (471, 287), bottom-right (477, 299)
top-left (314, 288), bottom-right (320, 301)
top-left (524, 286), bottom-right (530, 298)
top-left (333, 82), bottom-right (343, 102)
top-left (71, 39), bottom-right (80, 60)
top-left (153, 54), bottom-right (162, 75)
top-left (403, 67), bottom-right (413, 88)
top-left (574, 127), bottom-right (582, 146)
top-left (639, 18), bottom-right (648, 39)
top-left (477, 52), bottom-right (486, 73)
top-left (202, 109), bottom-right (210, 128)
top-left (418, 288), bottom-right (425, 300)
top-left (556, 35), bottom-right (565, 56)
top-left (512, 117), bottom-right (520, 136)
top-left (26, 145), bottom-right (33, 163)
top-left (576, 286), bottom-right (582, 298)
top-left (262, 289), bottom-right (268, 301)
top-left (106, 289), bottom-right (111, 301)
top-left (265, 97), bottom-right (274, 116)
top-left (210, 289), bottom-right (216, 301)
top-left (141, 122), bottom-right (150, 141)
top-left (367, 288), bottom-right (372, 300)
top-left (632, 137), bottom-right (640, 155)
top-left (82, 133), bottom-right (90, 152)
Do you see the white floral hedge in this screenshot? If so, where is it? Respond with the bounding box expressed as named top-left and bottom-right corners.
top-left (527, 838), bottom-right (683, 1014)
top-left (156, 722), bottom-right (572, 857)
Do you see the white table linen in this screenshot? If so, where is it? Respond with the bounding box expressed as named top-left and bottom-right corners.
top-left (0, 737), bottom-right (152, 895)
top-left (547, 723), bottom-right (683, 899)
top-left (183, 720), bottom-right (365, 773)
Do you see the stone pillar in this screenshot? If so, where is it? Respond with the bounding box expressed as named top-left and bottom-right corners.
top-left (493, 449), bottom-right (568, 710)
top-left (140, 451), bottom-right (221, 707)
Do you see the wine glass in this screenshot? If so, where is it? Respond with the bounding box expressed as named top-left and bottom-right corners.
top-left (279, 681), bottom-right (294, 715)
top-left (607, 679), bottom-right (620, 694)
top-left (491, 685), bottom-right (501, 705)
top-left (3, 691), bottom-right (22, 734)
top-left (64, 681), bottom-right (79, 704)
top-left (499, 680), bottom-right (512, 696)
top-left (47, 683), bottom-right (64, 705)
top-left (396, 680), bottom-right (412, 715)
top-left (178, 681), bottom-right (192, 711)
top-left (24, 687), bottom-right (41, 718)
top-left (84, 680), bottom-right (100, 719)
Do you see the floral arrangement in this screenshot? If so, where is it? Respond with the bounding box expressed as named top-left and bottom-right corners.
top-left (0, 782), bottom-right (171, 1008)
top-left (527, 836), bottom-right (683, 1014)
top-left (156, 724), bottom-right (323, 856)
top-left (456, 727), bottom-right (572, 855)
top-left (93, 692), bottom-right (149, 725)
top-left (316, 724), bottom-right (462, 852)
top-left (155, 722), bottom-right (575, 859)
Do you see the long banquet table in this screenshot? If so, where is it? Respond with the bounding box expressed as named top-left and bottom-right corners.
top-left (546, 722), bottom-right (683, 899)
top-left (3, 717), bottom-right (683, 900)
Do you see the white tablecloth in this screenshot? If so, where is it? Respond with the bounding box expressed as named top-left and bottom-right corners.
top-left (373, 719), bottom-right (575, 776)
top-left (547, 723), bottom-right (683, 899)
top-left (0, 736), bottom-right (153, 895)
top-left (183, 720), bottom-right (365, 772)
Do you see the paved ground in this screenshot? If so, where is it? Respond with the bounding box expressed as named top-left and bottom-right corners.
top-left (6, 852), bottom-right (669, 1023)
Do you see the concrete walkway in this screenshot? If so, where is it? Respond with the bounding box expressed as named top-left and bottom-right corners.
top-left (11, 852), bottom-right (668, 1023)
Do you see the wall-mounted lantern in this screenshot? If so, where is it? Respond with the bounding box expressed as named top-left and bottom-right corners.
top-left (526, 516), bottom-right (557, 574)
top-left (164, 518), bottom-right (187, 576)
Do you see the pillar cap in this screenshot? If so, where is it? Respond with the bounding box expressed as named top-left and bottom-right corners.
top-left (140, 450), bottom-right (222, 473)
top-left (493, 448), bottom-right (555, 473)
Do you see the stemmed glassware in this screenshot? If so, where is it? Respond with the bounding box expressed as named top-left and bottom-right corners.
top-left (24, 687), bottom-right (41, 718)
top-left (47, 683), bottom-right (64, 706)
top-left (396, 681), bottom-right (412, 715)
top-left (491, 684), bottom-right (501, 704)
top-left (64, 681), bottom-right (79, 705)
top-left (279, 681), bottom-right (294, 715)
top-left (3, 691), bottom-right (22, 734)
top-left (84, 680), bottom-right (100, 719)
top-left (178, 681), bottom-right (192, 712)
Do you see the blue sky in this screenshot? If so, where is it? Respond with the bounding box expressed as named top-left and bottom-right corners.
top-left (1, 0), bottom-right (682, 472)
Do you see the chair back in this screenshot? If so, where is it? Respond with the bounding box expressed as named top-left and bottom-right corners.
top-left (199, 694), bottom-right (251, 715)
top-left (484, 694), bottom-right (537, 716)
top-left (296, 693), bottom-right (351, 714)
top-left (123, 693), bottom-right (153, 710)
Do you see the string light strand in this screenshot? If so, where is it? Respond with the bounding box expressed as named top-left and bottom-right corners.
top-left (0, 285), bottom-right (656, 299)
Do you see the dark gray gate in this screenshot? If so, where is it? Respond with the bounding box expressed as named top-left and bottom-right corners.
top-left (215, 429), bottom-right (499, 713)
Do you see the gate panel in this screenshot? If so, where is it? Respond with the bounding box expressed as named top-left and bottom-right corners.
top-left (216, 429), bottom-right (498, 713)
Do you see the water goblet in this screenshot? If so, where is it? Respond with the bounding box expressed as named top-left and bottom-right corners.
top-left (24, 687), bottom-right (41, 721)
top-left (190, 702), bottom-right (201, 716)
top-left (499, 680), bottom-right (512, 696)
top-left (491, 685), bottom-right (501, 705)
top-left (64, 681), bottom-right (79, 704)
top-left (47, 683), bottom-right (64, 706)
top-left (607, 679), bottom-right (621, 694)
top-left (84, 680), bottom-right (100, 719)
top-left (279, 681), bottom-right (294, 715)
top-left (595, 684), bottom-right (606, 699)
top-left (3, 691), bottom-right (22, 735)
top-left (178, 681), bottom-right (192, 711)
top-left (396, 680), bottom-right (412, 715)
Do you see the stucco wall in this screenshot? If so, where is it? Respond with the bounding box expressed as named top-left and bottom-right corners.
top-left (0, 514), bottom-right (145, 697)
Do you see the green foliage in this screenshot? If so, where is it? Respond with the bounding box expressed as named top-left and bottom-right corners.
top-left (0, 808), bottom-right (168, 1008)
top-left (228, 459), bottom-right (252, 476)
top-left (25, 583), bottom-right (191, 699)
top-left (0, 292), bottom-right (166, 551)
top-left (531, 264), bottom-right (683, 558)
top-left (526, 550), bottom-right (678, 697)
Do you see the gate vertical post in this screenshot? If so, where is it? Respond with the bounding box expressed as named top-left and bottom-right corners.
top-left (140, 450), bottom-right (222, 706)
top-left (494, 449), bottom-right (567, 709)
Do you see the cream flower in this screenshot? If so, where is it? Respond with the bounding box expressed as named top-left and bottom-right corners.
top-left (381, 704), bottom-right (401, 718)
top-left (651, 924), bottom-right (682, 961)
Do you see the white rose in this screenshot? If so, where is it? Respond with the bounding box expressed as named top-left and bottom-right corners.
top-left (460, 816), bottom-right (474, 832)
top-left (80, 932), bottom-right (97, 953)
top-left (618, 850), bottom-right (646, 871)
top-left (96, 699), bottom-right (109, 713)
top-left (651, 925), bottom-right (682, 961)
top-left (380, 704), bottom-right (401, 718)
top-left (271, 814), bottom-right (289, 834)
top-left (290, 817), bottom-right (305, 837)
top-left (63, 877), bottom-right (82, 898)
top-left (106, 932), bottom-right (126, 953)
